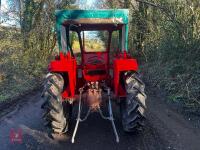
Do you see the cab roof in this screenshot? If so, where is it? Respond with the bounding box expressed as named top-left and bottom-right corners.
top-left (55, 9), bottom-right (129, 26)
top-left (56, 9), bottom-right (129, 52)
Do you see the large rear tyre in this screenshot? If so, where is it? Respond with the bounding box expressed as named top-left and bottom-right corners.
top-left (41, 73), bottom-right (68, 134)
top-left (120, 72), bottom-right (147, 132)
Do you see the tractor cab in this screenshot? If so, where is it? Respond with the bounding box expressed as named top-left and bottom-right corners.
top-left (55, 10), bottom-right (130, 82)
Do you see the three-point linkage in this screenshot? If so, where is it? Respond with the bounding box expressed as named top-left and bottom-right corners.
top-left (71, 86), bottom-right (119, 143)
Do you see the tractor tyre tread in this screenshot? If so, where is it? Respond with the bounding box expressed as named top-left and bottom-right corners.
top-left (121, 72), bottom-right (147, 132)
top-left (41, 73), bottom-right (68, 134)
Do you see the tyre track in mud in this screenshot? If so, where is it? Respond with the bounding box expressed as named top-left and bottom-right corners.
top-left (0, 89), bottom-right (199, 150)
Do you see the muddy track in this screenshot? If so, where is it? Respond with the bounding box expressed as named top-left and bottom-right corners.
top-left (0, 88), bottom-right (200, 150)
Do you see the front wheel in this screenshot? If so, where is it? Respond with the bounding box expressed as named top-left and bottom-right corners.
top-left (120, 72), bottom-right (147, 132)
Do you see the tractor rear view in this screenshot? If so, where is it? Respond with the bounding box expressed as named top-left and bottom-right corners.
top-left (41, 9), bottom-right (147, 143)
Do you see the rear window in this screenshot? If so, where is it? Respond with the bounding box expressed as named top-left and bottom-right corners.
top-left (83, 31), bottom-right (108, 52)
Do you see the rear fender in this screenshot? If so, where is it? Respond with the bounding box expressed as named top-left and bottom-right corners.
top-left (113, 52), bottom-right (138, 97)
top-left (48, 52), bottom-right (77, 100)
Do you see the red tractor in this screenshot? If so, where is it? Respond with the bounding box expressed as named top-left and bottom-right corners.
top-left (41, 9), bottom-right (146, 143)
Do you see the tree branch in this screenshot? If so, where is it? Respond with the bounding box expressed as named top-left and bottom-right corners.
top-left (135, 0), bottom-right (162, 8)
top-left (132, 0), bottom-right (182, 30)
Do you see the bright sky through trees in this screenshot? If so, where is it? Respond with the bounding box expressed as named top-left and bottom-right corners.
top-left (0, 0), bottom-right (100, 27)
top-left (77, 0), bottom-right (97, 9)
top-left (0, 0), bottom-right (19, 26)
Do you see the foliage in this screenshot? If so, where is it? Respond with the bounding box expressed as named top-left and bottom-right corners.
top-left (0, 26), bottom-right (41, 101)
top-left (106, 0), bottom-right (200, 111)
top-left (0, 0), bottom-right (74, 101)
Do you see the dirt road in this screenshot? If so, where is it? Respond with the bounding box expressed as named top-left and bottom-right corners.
top-left (0, 89), bottom-right (200, 150)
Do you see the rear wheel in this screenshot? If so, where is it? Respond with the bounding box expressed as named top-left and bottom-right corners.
top-left (120, 72), bottom-right (147, 132)
top-left (41, 73), bottom-right (69, 134)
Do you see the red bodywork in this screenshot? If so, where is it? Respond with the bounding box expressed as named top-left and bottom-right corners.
top-left (48, 50), bottom-right (138, 100)
top-left (49, 52), bottom-right (77, 98)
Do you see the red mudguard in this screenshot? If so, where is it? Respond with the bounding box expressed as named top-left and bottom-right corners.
top-left (48, 52), bottom-right (77, 99)
top-left (113, 52), bottom-right (138, 96)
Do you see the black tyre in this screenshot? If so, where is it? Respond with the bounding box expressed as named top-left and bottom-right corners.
top-left (120, 72), bottom-right (147, 132)
top-left (41, 73), bottom-right (68, 134)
